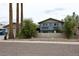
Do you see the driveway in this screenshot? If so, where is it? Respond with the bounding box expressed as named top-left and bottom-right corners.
top-left (0, 41), bottom-right (79, 56)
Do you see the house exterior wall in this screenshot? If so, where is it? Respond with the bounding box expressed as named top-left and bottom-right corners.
top-left (4, 24), bottom-right (17, 38)
top-left (39, 19), bottom-right (64, 33)
top-left (58, 23), bottom-right (63, 30)
top-left (0, 24), bottom-right (4, 28)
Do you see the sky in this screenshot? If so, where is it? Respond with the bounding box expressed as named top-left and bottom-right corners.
top-left (0, 0), bottom-right (79, 25)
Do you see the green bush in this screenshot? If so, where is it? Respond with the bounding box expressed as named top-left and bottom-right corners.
top-left (19, 19), bottom-right (37, 39)
top-left (64, 14), bottom-right (77, 39)
top-left (56, 29), bottom-right (64, 33)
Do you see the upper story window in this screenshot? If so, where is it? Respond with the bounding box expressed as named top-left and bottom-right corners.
top-left (54, 23), bottom-right (58, 26)
top-left (42, 27), bottom-right (48, 29)
top-left (43, 23), bottom-right (48, 26)
top-left (54, 23), bottom-right (57, 26)
top-left (49, 23), bottom-right (52, 26)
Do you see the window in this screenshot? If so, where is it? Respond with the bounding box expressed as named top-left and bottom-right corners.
top-left (42, 27), bottom-right (48, 29)
top-left (53, 27), bottom-right (57, 30)
top-left (54, 23), bottom-right (57, 26)
top-left (43, 23), bottom-right (47, 26)
top-left (49, 23), bottom-right (52, 26)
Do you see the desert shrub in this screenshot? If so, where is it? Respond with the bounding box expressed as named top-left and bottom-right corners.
top-left (19, 19), bottom-right (37, 39)
top-left (64, 14), bottom-right (77, 39)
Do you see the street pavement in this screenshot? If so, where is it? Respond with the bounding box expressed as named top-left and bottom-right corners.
top-left (0, 41), bottom-right (79, 56)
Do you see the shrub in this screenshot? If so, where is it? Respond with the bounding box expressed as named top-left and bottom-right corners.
top-left (56, 29), bottom-right (64, 33)
top-left (19, 19), bottom-right (37, 39)
top-left (64, 15), bottom-right (77, 39)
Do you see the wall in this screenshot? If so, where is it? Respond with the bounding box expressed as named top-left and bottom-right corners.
top-left (37, 33), bottom-right (65, 38)
top-left (7, 28), bottom-right (16, 38)
top-left (58, 23), bottom-right (63, 30)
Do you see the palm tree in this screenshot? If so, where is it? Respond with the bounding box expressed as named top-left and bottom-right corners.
top-left (21, 3), bottom-right (23, 29)
top-left (8, 3), bottom-right (14, 39)
top-left (16, 3), bottom-right (19, 37)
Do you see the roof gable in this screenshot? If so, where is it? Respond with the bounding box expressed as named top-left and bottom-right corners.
top-left (38, 18), bottom-right (64, 24)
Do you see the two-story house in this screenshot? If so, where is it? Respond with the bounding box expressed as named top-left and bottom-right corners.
top-left (38, 18), bottom-right (64, 33)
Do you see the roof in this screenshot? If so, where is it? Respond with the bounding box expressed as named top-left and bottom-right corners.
top-left (3, 23), bottom-right (16, 28)
top-left (38, 18), bottom-right (64, 24)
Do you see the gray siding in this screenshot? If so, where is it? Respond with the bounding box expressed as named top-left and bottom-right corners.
top-left (39, 20), bottom-right (63, 32)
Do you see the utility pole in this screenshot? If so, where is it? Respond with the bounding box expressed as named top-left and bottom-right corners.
top-left (16, 3), bottom-right (19, 37)
top-left (8, 3), bottom-right (14, 39)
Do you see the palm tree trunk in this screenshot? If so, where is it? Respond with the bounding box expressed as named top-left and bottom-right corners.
top-left (16, 3), bottom-right (19, 37)
top-left (8, 3), bottom-right (14, 39)
top-left (21, 3), bottom-right (23, 29)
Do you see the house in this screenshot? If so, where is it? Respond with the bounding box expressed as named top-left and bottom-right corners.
top-left (3, 23), bottom-right (16, 29)
top-left (38, 18), bottom-right (64, 33)
top-left (0, 24), bottom-right (4, 28)
top-left (3, 23), bottom-right (19, 37)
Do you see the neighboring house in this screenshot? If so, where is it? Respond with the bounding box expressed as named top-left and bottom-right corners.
top-left (38, 18), bottom-right (64, 33)
top-left (3, 23), bottom-right (18, 37)
top-left (3, 23), bottom-right (16, 29)
top-left (0, 24), bottom-right (4, 28)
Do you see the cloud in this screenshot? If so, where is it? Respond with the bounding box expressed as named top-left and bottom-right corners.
top-left (45, 8), bottom-right (65, 13)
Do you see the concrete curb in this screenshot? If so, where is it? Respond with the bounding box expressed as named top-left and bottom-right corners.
top-left (0, 40), bottom-right (79, 45)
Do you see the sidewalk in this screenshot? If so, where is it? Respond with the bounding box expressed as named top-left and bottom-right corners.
top-left (0, 40), bottom-right (79, 45)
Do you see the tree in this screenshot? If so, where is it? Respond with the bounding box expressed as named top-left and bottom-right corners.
top-left (19, 19), bottom-right (37, 38)
top-left (8, 3), bottom-right (14, 39)
top-left (64, 12), bottom-right (78, 39)
top-left (16, 3), bottom-right (19, 37)
top-left (21, 3), bottom-right (23, 29)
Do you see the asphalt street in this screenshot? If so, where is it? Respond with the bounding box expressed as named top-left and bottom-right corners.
top-left (0, 41), bottom-right (79, 56)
